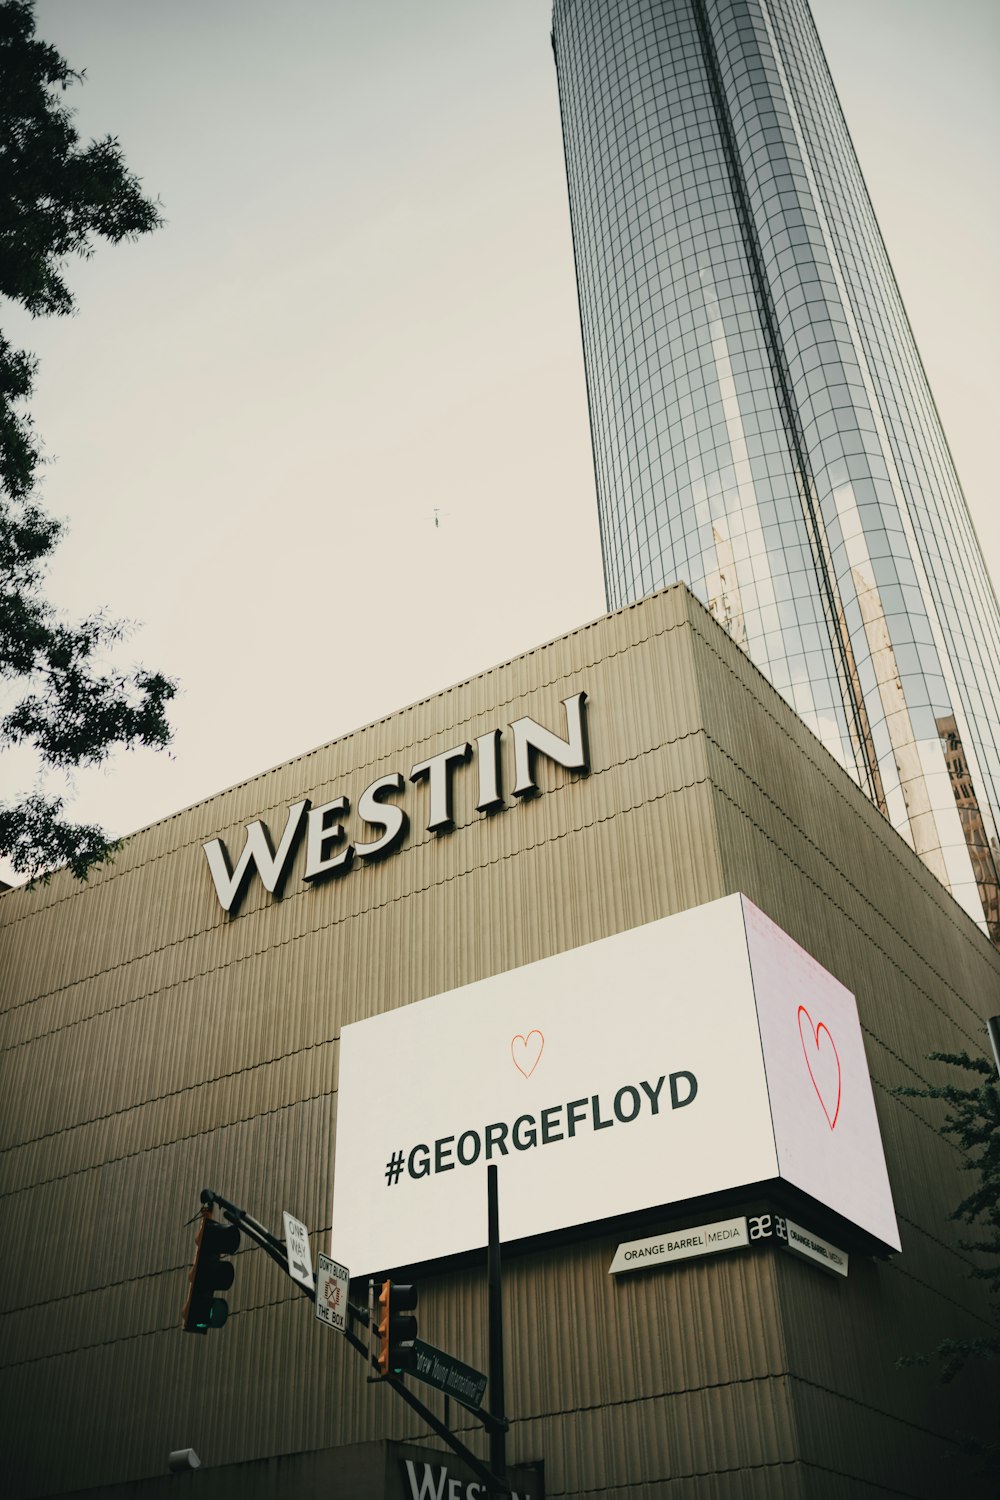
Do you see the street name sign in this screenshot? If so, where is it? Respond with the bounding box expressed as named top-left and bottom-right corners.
top-left (609, 1216), bottom-right (749, 1274)
top-left (283, 1211), bottom-right (315, 1290)
top-left (315, 1253), bottom-right (350, 1331)
top-left (411, 1340), bottom-right (488, 1409)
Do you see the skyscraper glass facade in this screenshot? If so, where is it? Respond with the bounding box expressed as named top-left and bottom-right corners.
top-left (552, 0), bottom-right (1000, 939)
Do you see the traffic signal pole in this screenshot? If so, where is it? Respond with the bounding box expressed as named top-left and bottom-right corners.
top-left (487, 1165), bottom-right (507, 1498)
top-left (194, 1187), bottom-right (513, 1498)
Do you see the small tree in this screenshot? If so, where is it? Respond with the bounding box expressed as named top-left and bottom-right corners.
top-left (0, 0), bottom-right (175, 880)
top-left (896, 1048), bottom-right (999, 1473)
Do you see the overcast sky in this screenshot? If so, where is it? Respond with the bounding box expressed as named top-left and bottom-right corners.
top-left (3, 0), bottom-right (998, 880)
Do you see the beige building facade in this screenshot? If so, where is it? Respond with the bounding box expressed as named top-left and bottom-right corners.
top-left (1, 585), bottom-right (997, 1499)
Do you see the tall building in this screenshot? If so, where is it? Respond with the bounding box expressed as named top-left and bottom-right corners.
top-left (551, 0), bottom-right (1000, 940)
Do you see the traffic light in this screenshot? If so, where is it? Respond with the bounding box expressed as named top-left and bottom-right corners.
top-left (375, 1279), bottom-right (418, 1376)
top-left (182, 1206), bottom-right (241, 1334)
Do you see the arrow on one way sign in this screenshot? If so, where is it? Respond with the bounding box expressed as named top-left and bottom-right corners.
top-left (283, 1211), bottom-right (315, 1291)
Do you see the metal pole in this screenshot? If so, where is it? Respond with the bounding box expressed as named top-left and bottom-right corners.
top-left (487, 1164), bottom-right (507, 1497)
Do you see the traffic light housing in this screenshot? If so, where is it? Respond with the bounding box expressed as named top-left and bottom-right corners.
top-left (376, 1280), bottom-right (418, 1376)
top-left (182, 1206), bottom-right (241, 1334)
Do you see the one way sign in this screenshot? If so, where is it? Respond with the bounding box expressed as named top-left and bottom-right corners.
top-left (283, 1212), bottom-right (315, 1291)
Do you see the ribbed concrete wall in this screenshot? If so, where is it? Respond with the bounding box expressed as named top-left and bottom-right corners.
top-left (1, 585), bottom-right (996, 1499)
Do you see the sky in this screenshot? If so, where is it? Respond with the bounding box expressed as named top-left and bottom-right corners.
top-left (3, 0), bottom-right (998, 882)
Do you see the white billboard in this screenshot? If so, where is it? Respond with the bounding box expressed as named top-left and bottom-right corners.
top-left (331, 894), bottom-right (899, 1273)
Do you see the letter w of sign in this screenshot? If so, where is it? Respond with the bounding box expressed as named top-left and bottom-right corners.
top-left (403, 1463), bottom-right (450, 1500)
top-left (203, 800), bottom-right (309, 914)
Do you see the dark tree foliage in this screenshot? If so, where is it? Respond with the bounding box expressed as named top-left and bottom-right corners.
top-left (896, 1049), bottom-right (1000, 1473)
top-left (0, 0), bottom-right (175, 881)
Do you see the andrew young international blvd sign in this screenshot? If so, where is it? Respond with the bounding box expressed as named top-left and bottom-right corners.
top-left (331, 895), bottom-right (900, 1272)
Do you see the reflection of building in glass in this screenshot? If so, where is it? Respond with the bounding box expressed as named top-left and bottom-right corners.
top-left (938, 715), bottom-right (1000, 943)
top-left (552, 0), bottom-right (1000, 938)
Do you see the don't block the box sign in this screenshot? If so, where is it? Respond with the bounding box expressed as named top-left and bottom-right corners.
top-left (331, 894), bottom-right (900, 1273)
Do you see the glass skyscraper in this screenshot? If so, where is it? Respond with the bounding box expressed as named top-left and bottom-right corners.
top-left (552, 0), bottom-right (1000, 940)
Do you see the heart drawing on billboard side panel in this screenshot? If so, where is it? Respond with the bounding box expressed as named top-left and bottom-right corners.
top-left (797, 1005), bottom-right (841, 1130)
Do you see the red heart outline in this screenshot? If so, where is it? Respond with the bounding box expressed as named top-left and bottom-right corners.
top-left (797, 1005), bottom-right (841, 1130)
top-left (511, 1030), bottom-right (544, 1078)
